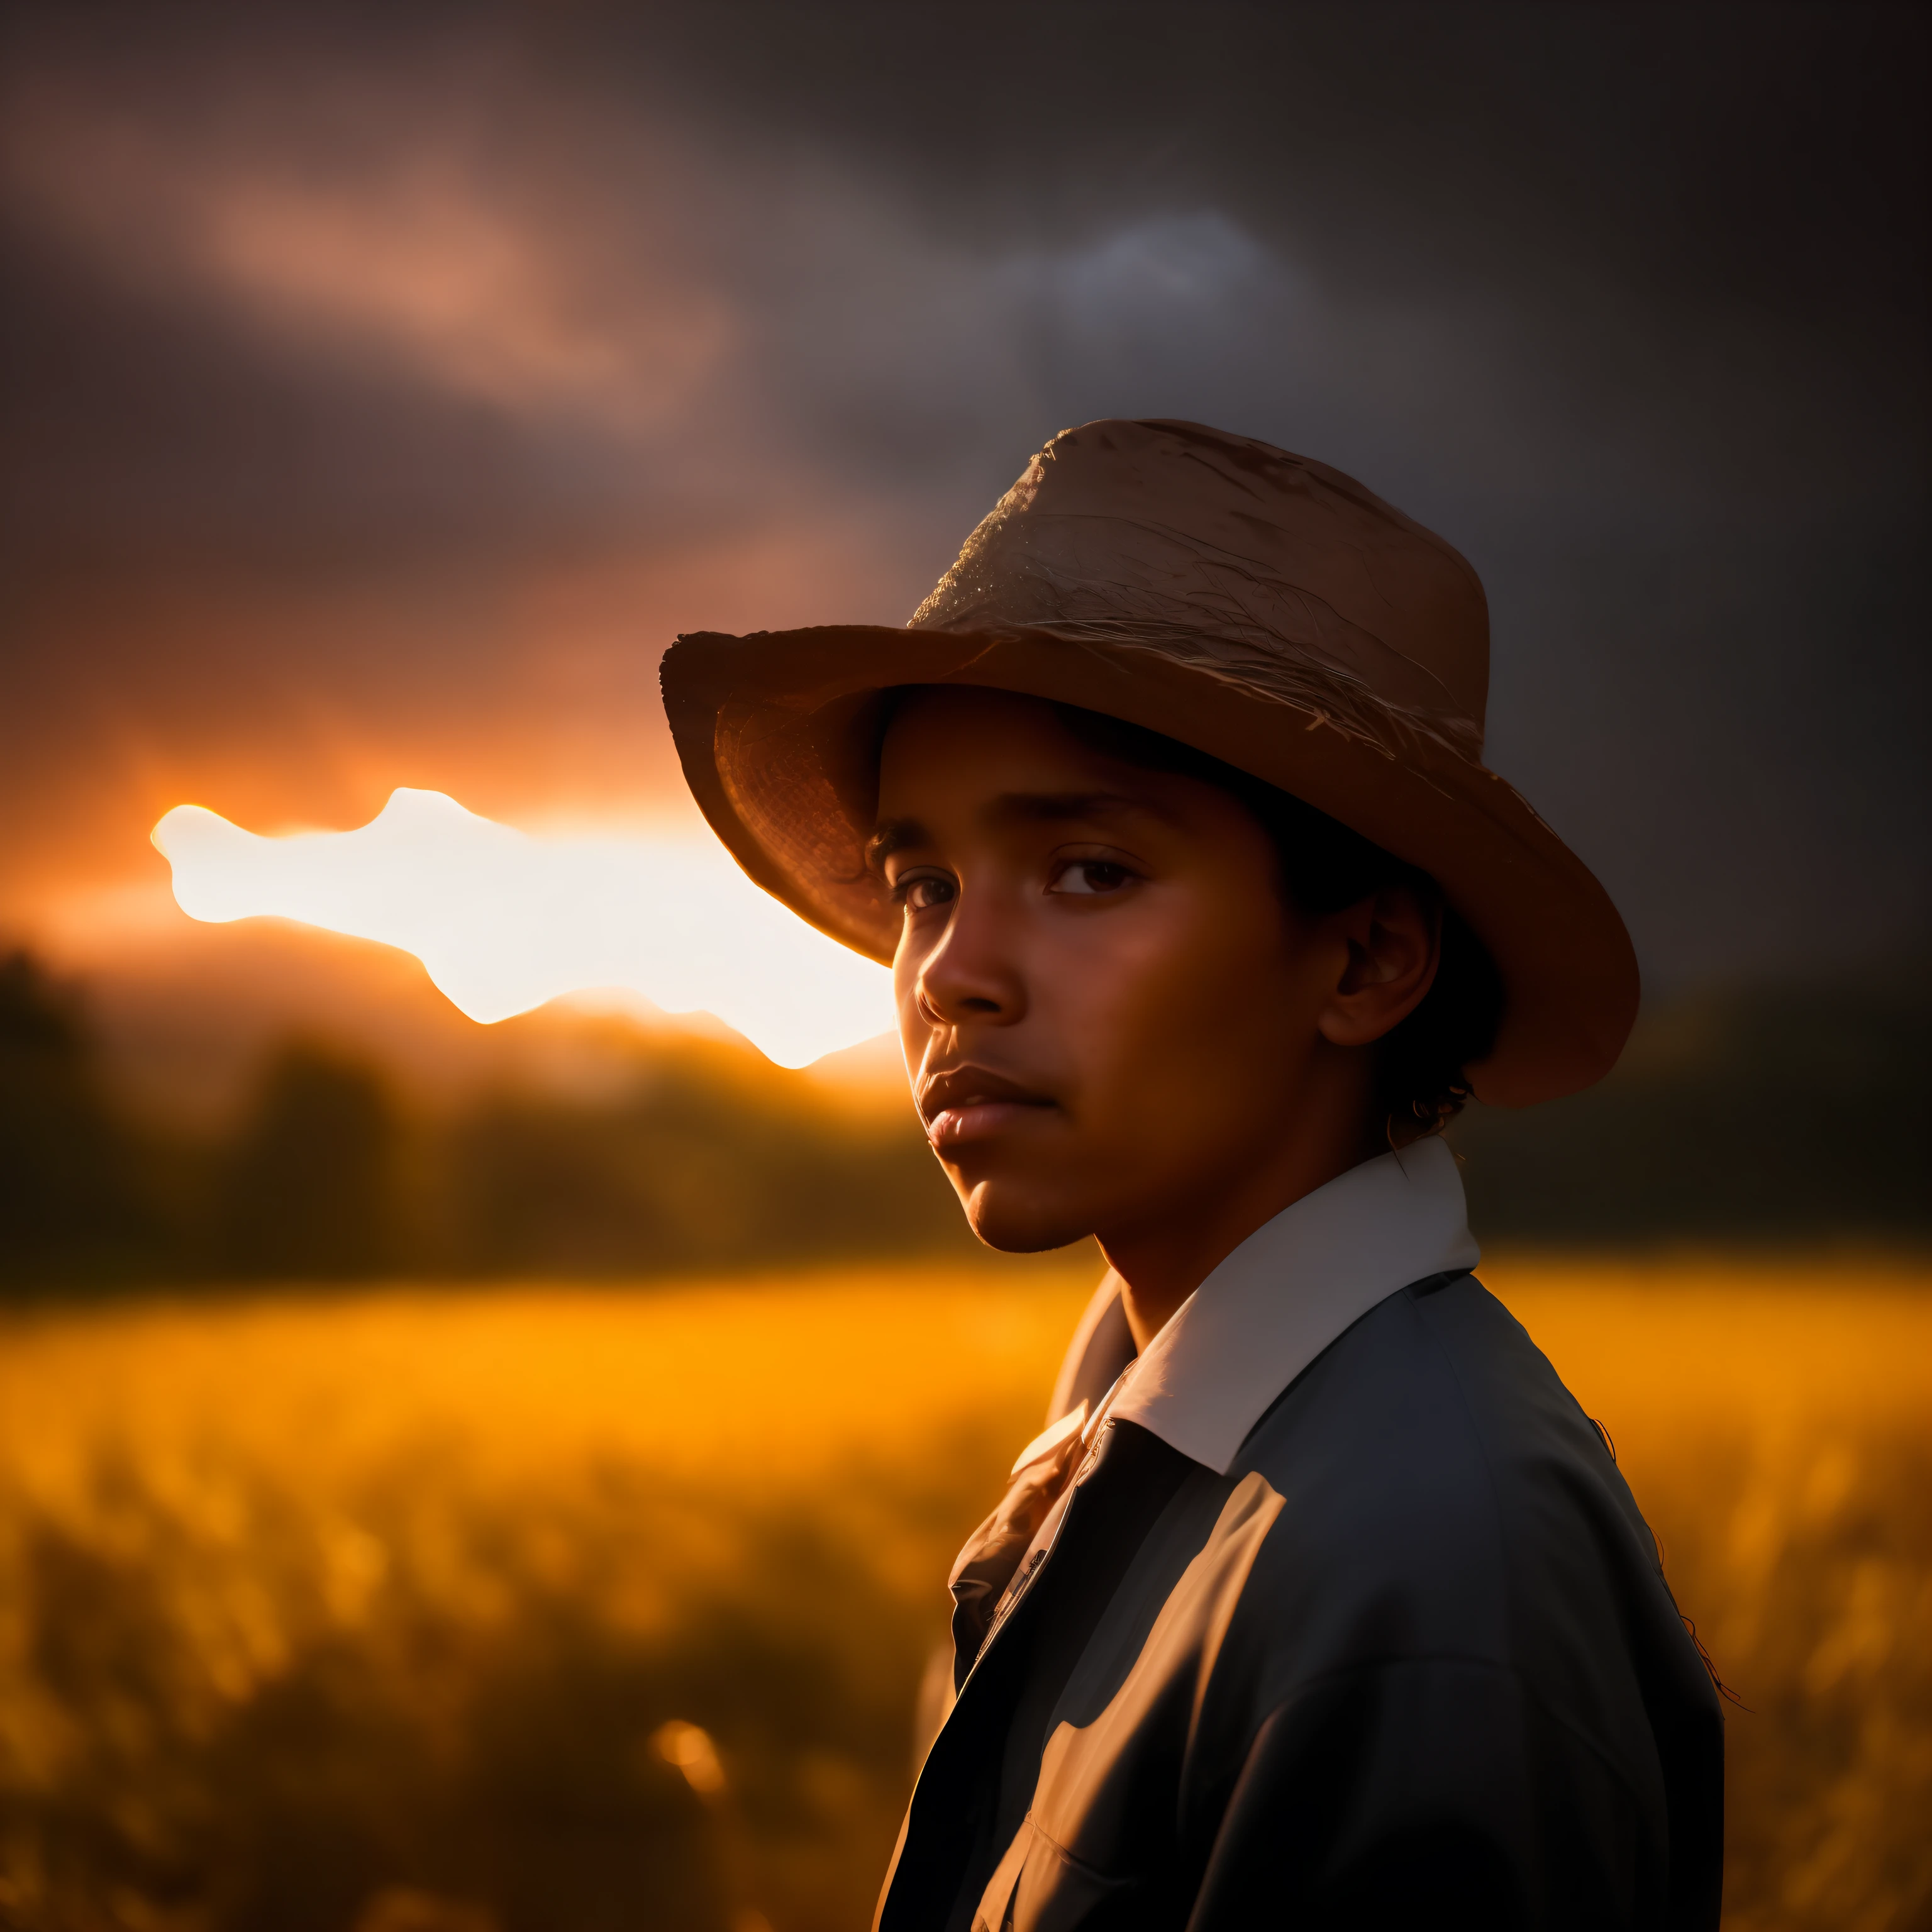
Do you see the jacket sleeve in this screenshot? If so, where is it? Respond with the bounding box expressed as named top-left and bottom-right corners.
top-left (1185, 1657), bottom-right (1674, 1932)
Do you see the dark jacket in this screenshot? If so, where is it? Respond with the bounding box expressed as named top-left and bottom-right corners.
top-left (877, 1273), bottom-right (1724, 1931)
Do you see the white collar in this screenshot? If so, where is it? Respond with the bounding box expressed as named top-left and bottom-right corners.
top-left (1065, 1136), bottom-right (1479, 1475)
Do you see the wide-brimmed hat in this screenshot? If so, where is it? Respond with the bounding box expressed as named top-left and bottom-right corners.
top-left (660, 418), bottom-right (1636, 1106)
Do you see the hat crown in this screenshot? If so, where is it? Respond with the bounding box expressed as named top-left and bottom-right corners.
top-left (660, 416), bottom-right (1640, 1103)
top-left (909, 419), bottom-right (1490, 752)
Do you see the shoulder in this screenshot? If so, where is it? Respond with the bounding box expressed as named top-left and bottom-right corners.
top-left (1221, 1275), bottom-right (1679, 1734)
top-left (1236, 1273), bottom-right (1621, 1560)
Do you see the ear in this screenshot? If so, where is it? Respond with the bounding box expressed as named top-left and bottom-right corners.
top-left (1315, 883), bottom-right (1441, 1048)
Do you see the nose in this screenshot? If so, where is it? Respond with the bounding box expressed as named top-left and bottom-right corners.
top-left (904, 889), bottom-right (1026, 1030)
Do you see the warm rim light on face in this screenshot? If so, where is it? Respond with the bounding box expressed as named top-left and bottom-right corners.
top-left (150, 788), bottom-right (893, 1069)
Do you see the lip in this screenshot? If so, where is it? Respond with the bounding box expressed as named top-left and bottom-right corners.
top-left (918, 1065), bottom-right (1056, 1152)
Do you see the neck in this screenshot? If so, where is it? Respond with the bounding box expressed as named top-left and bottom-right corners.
top-left (1100, 1085), bottom-right (1382, 1355)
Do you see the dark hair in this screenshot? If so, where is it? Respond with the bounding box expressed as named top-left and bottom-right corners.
top-left (1051, 703), bottom-right (1502, 1145)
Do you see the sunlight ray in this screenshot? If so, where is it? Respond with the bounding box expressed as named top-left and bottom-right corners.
top-left (152, 789), bottom-right (894, 1069)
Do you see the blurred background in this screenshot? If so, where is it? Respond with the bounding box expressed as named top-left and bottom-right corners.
top-left (0, 3), bottom-right (1927, 1928)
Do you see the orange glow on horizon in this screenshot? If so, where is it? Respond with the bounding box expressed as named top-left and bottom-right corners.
top-left (151, 789), bottom-right (895, 1069)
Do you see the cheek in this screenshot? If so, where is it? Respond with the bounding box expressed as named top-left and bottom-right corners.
top-left (1050, 897), bottom-right (1309, 1114)
top-left (891, 937), bottom-right (923, 1038)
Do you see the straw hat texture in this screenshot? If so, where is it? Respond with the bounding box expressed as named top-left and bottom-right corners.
top-left (660, 419), bottom-right (1637, 1105)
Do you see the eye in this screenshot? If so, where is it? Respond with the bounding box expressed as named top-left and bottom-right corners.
top-left (1049, 860), bottom-right (1136, 897)
top-left (893, 872), bottom-right (956, 913)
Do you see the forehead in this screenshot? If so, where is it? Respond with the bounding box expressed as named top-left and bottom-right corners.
top-left (872, 687), bottom-right (1243, 868)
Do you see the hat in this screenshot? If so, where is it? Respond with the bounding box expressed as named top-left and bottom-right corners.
top-left (660, 419), bottom-right (1636, 1105)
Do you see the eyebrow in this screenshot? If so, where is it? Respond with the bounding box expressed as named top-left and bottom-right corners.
top-left (865, 818), bottom-right (929, 874)
top-left (866, 792), bottom-right (1170, 873)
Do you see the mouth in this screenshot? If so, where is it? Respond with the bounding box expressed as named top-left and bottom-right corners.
top-left (918, 1065), bottom-right (1057, 1152)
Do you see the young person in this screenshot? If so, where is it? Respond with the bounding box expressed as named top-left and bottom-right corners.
top-left (662, 421), bottom-right (1723, 1928)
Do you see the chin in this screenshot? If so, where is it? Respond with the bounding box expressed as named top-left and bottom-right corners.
top-left (955, 1177), bottom-right (1096, 1255)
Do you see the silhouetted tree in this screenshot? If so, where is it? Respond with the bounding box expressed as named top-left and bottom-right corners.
top-left (1453, 967), bottom-right (1932, 1240)
top-left (0, 950), bottom-right (142, 1283)
top-left (445, 1041), bottom-right (967, 1277)
top-left (222, 1043), bottom-right (401, 1279)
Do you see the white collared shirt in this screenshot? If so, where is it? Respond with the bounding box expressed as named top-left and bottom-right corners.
top-left (1050, 1135), bottom-right (1480, 1475)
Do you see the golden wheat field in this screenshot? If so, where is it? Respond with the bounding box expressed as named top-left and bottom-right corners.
top-left (1, 1255), bottom-right (1928, 1932)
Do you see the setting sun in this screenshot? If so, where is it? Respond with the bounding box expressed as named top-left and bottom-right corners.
top-left (151, 789), bottom-right (895, 1068)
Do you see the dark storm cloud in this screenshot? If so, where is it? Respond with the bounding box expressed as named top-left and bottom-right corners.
top-left (0, 0), bottom-right (1925, 983)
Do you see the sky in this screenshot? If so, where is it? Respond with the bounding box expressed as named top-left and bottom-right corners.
top-left (152, 788), bottom-right (894, 1066)
top-left (1, 0), bottom-right (1926, 1045)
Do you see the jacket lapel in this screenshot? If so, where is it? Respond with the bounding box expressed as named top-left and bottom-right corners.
top-left (875, 1421), bottom-right (1195, 1930)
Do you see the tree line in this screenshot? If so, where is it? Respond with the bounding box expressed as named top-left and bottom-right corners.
top-left (2, 946), bottom-right (1926, 1292)
top-left (0, 950), bottom-right (967, 1289)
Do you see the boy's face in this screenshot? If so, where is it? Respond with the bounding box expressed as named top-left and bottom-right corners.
top-left (876, 687), bottom-right (1368, 1255)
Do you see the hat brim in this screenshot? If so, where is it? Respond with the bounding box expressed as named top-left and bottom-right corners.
top-left (660, 622), bottom-right (1638, 1107)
